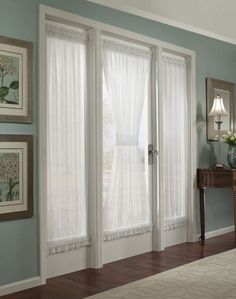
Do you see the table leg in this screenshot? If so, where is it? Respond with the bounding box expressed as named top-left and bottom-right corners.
top-left (199, 188), bottom-right (205, 242)
top-left (234, 192), bottom-right (236, 242)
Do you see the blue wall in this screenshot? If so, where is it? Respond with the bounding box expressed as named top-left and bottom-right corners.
top-left (0, 0), bottom-right (236, 286)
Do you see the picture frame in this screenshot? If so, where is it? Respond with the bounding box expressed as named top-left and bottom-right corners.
top-left (206, 77), bottom-right (235, 141)
top-left (0, 135), bottom-right (33, 221)
top-left (0, 35), bottom-right (33, 123)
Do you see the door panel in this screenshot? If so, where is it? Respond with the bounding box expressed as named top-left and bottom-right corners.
top-left (161, 51), bottom-right (190, 249)
top-left (102, 37), bottom-right (154, 263)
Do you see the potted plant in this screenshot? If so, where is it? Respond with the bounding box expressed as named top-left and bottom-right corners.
top-left (222, 131), bottom-right (236, 168)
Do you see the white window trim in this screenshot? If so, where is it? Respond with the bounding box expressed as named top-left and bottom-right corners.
top-left (39, 4), bottom-right (196, 285)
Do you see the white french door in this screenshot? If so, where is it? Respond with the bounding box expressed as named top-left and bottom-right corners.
top-left (46, 21), bottom-right (90, 278)
top-left (101, 36), bottom-right (158, 263)
top-left (160, 51), bottom-right (191, 248)
top-left (41, 6), bottom-right (195, 280)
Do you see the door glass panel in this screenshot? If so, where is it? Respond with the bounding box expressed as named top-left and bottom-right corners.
top-left (102, 37), bottom-right (152, 240)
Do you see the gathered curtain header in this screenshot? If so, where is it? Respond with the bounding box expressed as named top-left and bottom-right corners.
top-left (102, 38), bottom-right (152, 58)
top-left (46, 21), bottom-right (88, 43)
top-left (162, 52), bottom-right (187, 66)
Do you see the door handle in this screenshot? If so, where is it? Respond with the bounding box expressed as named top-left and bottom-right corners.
top-left (148, 144), bottom-right (158, 165)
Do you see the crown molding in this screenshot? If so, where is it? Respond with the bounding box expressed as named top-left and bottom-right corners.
top-left (88, 0), bottom-right (236, 46)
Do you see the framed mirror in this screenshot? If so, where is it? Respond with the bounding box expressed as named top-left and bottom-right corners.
top-left (206, 77), bottom-right (235, 141)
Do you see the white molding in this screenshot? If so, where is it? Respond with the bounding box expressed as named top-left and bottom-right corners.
top-left (156, 46), bottom-right (165, 251)
top-left (87, 28), bottom-right (103, 268)
top-left (150, 46), bottom-right (159, 251)
top-left (0, 277), bottom-right (41, 297)
top-left (38, 6), bottom-right (47, 285)
top-left (188, 51), bottom-right (197, 243)
top-left (94, 28), bottom-right (103, 267)
top-left (88, 0), bottom-right (236, 46)
top-left (197, 226), bottom-right (234, 240)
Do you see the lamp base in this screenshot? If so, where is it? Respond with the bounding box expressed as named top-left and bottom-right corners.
top-left (214, 163), bottom-right (227, 168)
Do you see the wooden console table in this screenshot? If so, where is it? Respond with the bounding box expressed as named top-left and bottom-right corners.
top-left (197, 168), bottom-right (236, 241)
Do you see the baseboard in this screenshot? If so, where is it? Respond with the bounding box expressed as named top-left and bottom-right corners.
top-left (197, 225), bottom-right (234, 240)
top-left (0, 276), bottom-right (41, 297)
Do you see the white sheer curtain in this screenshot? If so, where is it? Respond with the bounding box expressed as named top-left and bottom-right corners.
top-left (46, 22), bottom-right (90, 255)
top-left (161, 53), bottom-right (189, 231)
top-left (102, 39), bottom-right (152, 241)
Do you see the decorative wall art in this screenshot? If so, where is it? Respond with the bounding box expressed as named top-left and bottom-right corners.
top-left (0, 36), bottom-right (33, 123)
top-left (0, 135), bottom-right (33, 221)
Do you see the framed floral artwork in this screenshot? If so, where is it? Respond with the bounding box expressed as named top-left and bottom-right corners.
top-left (0, 36), bottom-right (33, 123)
top-left (0, 135), bottom-right (33, 221)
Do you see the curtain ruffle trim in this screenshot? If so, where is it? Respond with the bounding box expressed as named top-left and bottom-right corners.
top-left (104, 224), bottom-right (153, 241)
top-left (47, 236), bottom-right (91, 256)
top-left (46, 21), bottom-right (88, 43)
top-left (164, 217), bottom-right (188, 231)
top-left (102, 39), bottom-right (152, 58)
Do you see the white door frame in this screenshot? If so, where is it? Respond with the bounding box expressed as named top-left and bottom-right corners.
top-left (39, 4), bottom-right (196, 283)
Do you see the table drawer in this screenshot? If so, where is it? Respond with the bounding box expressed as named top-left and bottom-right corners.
top-left (198, 170), bottom-right (233, 188)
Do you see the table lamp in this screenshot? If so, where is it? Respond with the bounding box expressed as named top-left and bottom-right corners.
top-left (209, 94), bottom-right (229, 167)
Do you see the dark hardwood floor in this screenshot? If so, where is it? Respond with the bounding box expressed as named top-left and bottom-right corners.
top-left (1, 232), bottom-right (236, 299)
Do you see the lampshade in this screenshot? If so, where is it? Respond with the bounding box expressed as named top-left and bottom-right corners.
top-left (209, 94), bottom-right (229, 116)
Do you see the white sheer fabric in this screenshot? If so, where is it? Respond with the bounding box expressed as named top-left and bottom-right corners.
top-left (161, 53), bottom-right (189, 230)
top-left (46, 22), bottom-right (90, 255)
top-left (102, 39), bottom-right (152, 241)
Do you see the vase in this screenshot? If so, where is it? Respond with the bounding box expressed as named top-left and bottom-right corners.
top-left (227, 145), bottom-right (236, 168)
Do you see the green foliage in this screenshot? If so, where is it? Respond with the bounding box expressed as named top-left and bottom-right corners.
top-left (0, 80), bottom-right (19, 103)
top-left (10, 80), bottom-right (19, 89)
top-left (222, 132), bottom-right (236, 145)
top-left (0, 86), bottom-right (9, 98)
top-left (6, 179), bottom-right (19, 201)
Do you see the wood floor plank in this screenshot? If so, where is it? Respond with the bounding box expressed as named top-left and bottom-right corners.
top-left (1, 232), bottom-right (235, 299)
